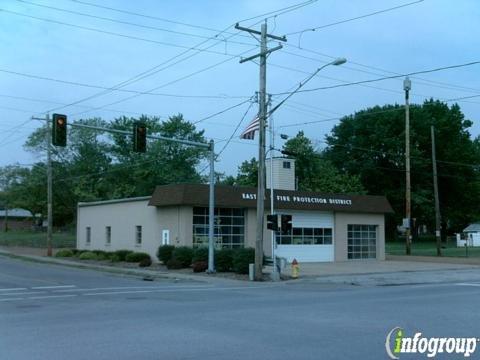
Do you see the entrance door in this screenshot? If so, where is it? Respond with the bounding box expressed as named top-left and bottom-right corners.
top-left (162, 230), bottom-right (170, 245)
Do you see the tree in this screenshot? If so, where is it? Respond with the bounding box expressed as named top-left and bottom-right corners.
top-left (283, 131), bottom-right (365, 193)
top-left (6, 113), bottom-right (209, 226)
top-left (235, 158), bottom-right (258, 187)
top-left (325, 99), bottom-right (480, 233)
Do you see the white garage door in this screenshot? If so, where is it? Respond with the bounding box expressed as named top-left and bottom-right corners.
top-left (275, 211), bottom-right (334, 263)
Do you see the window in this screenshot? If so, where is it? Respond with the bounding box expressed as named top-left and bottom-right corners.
top-left (193, 207), bottom-right (245, 249)
top-left (135, 225), bottom-right (142, 246)
top-left (276, 227), bottom-right (332, 245)
top-left (283, 161), bottom-right (291, 169)
top-left (348, 224), bottom-right (377, 259)
top-left (105, 226), bottom-right (111, 245)
top-left (86, 227), bottom-right (91, 245)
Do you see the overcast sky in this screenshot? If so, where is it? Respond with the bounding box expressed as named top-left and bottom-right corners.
top-left (0, 0), bottom-right (479, 176)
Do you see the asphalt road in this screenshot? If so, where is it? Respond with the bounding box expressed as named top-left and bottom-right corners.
top-left (1, 256), bottom-right (480, 360)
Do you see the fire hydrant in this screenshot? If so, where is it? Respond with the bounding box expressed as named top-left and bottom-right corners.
top-left (291, 258), bottom-right (300, 279)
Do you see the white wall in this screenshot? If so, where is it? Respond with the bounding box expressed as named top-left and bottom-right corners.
top-left (266, 158), bottom-right (296, 190)
top-left (77, 199), bottom-right (160, 260)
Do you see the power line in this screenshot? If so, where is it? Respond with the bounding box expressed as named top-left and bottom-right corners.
top-left (68, 0), bottom-right (316, 38)
top-left (0, 8), bottom-right (251, 58)
top-left (277, 94), bottom-right (480, 128)
top-left (272, 61), bottom-right (480, 95)
top-left (193, 99), bottom-right (253, 125)
top-left (15, 0), bottom-right (258, 48)
top-left (282, 49), bottom-right (480, 97)
top-left (70, 46), bottom-right (256, 117)
top-left (0, 68), bottom-right (249, 99)
top-left (286, 0), bottom-right (424, 36)
top-left (283, 44), bottom-right (480, 95)
top-left (198, 101), bottom-right (256, 175)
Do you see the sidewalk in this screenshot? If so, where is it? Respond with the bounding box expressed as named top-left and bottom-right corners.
top-left (3, 246), bottom-right (480, 287)
top-left (278, 257), bottom-right (480, 286)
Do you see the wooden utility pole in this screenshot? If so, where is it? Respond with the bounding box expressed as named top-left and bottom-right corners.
top-left (235, 21), bottom-right (286, 281)
top-left (431, 125), bottom-right (442, 256)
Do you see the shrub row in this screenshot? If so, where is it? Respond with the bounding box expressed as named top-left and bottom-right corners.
top-left (157, 245), bottom-right (255, 274)
top-left (55, 249), bottom-right (151, 266)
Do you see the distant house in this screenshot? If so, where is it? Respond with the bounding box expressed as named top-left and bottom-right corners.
top-left (457, 223), bottom-right (480, 247)
top-left (0, 208), bottom-right (37, 231)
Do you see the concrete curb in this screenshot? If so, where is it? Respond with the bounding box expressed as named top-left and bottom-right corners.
top-left (0, 250), bottom-right (250, 286)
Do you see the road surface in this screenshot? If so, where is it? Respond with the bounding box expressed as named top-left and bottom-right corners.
top-left (1, 255), bottom-right (479, 359)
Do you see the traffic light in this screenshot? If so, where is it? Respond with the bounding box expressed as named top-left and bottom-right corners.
top-left (133, 122), bottom-right (147, 153)
top-left (52, 113), bottom-right (67, 147)
top-left (267, 214), bottom-right (278, 231)
top-left (281, 214), bottom-right (292, 235)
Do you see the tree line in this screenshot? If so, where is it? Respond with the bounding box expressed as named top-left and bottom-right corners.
top-left (1, 99), bottom-right (479, 236)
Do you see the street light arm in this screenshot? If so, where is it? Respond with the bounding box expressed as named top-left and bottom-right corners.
top-left (266, 58), bottom-right (346, 119)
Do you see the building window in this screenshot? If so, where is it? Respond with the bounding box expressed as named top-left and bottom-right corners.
top-left (276, 227), bottom-right (332, 245)
top-left (135, 225), bottom-right (142, 246)
top-left (105, 226), bottom-right (111, 245)
top-left (348, 224), bottom-right (377, 259)
top-left (283, 161), bottom-right (291, 169)
top-left (193, 207), bottom-right (245, 249)
top-left (86, 227), bottom-right (91, 245)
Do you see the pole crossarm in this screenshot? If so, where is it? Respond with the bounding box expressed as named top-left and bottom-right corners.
top-left (234, 23), bottom-right (287, 42)
top-left (239, 44), bottom-right (283, 63)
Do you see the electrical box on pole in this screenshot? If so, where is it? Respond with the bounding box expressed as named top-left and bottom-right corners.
top-left (133, 122), bottom-right (147, 153)
top-left (52, 113), bottom-right (67, 147)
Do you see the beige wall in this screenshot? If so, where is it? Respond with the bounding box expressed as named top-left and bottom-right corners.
top-left (77, 199), bottom-right (160, 259)
top-left (334, 213), bottom-right (385, 261)
top-left (157, 206), bottom-right (192, 247)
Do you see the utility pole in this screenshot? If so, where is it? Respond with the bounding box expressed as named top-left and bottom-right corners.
top-left (236, 21), bottom-right (286, 281)
top-left (46, 113), bottom-right (53, 257)
top-left (404, 77), bottom-right (412, 255)
top-left (431, 125), bottom-right (442, 256)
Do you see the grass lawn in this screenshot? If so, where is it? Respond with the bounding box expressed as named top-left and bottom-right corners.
top-left (0, 230), bottom-right (75, 248)
top-left (386, 241), bottom-right (480, 258)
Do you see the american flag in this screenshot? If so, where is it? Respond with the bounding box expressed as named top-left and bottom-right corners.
top-left (240, 115), bottom-right (260, 140)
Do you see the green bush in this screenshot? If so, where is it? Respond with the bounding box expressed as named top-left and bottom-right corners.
top-left (110, 254), bottom-right (121, 263)
top-left (73, 249), bottom-right (88, 257)
top-left (166, 258), bottom-right (183, 269)
top-left (78, 251), bottom-right (98, 261)
top-left (232, 248), bottom-right (255, 274)
top-left (171, 247), bottom-right (194, 267)
top-left (114, 249), bottom-right (133, 261)
top-left (215, 248), bottom-right (235, 272)
top-left (92, 250), bottom-right (110, 260)
top-left (157, 245), bottom-right (175, 264)
top-left (192, 247), bottom-right (209, 263)
top-left (55, 249), bottom-right (74, 258)
top-left (125, 252), bottom-right (151, 263)
top-left (192, 261), bottom-right (208, 273)
top-left (139, 257), bottom-right (152, 267)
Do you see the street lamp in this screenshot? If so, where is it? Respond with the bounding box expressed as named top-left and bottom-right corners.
top-left (268, 58), bottom-right (347, 281)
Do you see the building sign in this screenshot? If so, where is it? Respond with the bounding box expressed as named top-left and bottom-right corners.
top-left (241, 193), bottom-right (352, 206)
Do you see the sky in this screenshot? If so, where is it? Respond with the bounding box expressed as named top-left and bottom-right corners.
top-left (0, 0), bottom-right (479, 176)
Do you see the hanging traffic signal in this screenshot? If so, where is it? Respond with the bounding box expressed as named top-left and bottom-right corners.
top-left (133, 122), bottom-right (147, 153)
top-left (281, 214), bottom-right (292, 235)
top-left (52, 113), bottom-right (67, 147)
top-left (266, 214), bottom-right (278, 231)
